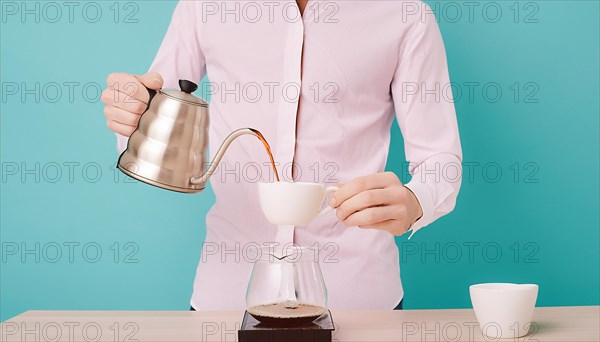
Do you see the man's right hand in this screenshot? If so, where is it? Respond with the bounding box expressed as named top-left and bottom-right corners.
top-left (101, 72), bottom-right (164, 137)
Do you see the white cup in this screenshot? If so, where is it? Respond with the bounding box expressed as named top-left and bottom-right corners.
top-left (258, 182), bottom-right (339, 226)
top-left (469, 283), bottom-right (539, 339)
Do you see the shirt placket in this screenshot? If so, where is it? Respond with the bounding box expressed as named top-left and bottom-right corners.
top-left (274, 4), bottom-right (305, 247)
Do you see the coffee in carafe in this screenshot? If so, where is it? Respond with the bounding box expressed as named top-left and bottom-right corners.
top-left (247, 302), bottom-right (326, 325)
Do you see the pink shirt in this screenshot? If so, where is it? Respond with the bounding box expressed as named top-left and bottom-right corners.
top-left (117, 0), bottom-right (462, 310)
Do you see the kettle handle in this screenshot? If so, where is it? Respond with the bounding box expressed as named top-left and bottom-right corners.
top-left (144, 87), bottom-right (158, 113)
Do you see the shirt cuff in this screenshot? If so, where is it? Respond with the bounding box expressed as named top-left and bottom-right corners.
top-left (404, 178), bottom-right (435, 239)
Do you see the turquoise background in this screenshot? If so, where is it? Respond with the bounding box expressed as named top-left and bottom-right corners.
top-left (1, 1), bottom-right (598, 321)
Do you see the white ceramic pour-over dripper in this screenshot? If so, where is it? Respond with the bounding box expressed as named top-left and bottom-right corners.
top-left (470, 283), bottom-right (539, 339)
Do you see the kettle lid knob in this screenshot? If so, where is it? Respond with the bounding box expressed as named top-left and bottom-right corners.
top-left (179, 79), bottom-right (198, 94)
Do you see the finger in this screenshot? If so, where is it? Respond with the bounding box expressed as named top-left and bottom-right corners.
top-left (101, 88), bottom-right (148, 115)
top-left (358, 220), bottom-right (400, 232)
top-left (107, 119), bottom-right (137, 137)
top-left (106, 73), bottom-right (156, 103)
top-left (332, 172), bottom-right (399, 208)
top-left (336, 188), bottom-right (392, 221)
top-left (359, 220), bottom-right (410, 236)
top-left (107, 73), bottom-right (147, 102)
top-left (138, 72), bottom-right (164, 90)
top-left (104, 106), bottom-right (142, 127)
top-left (342, 205), bottom-right (396, 227)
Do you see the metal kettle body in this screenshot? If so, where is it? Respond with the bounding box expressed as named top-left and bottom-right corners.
top-left (117, 79), bottom-right (258, 193)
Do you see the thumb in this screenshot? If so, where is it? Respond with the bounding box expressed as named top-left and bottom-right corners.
top-left (138, 72), bottom-right (163, 90)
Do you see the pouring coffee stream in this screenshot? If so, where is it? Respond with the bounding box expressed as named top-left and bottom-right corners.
top-left (249, 129), bottom-right (280, 182)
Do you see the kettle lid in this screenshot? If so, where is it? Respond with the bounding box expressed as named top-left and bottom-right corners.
top-left (160, 79), bottom-right (207, 106)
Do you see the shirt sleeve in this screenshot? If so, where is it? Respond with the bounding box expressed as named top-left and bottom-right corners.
top-left (390, 5), bottom-right (463, 239)
top-left (116, 0), bottom-right (207, 153)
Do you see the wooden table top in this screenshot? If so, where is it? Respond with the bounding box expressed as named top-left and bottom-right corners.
top-left (1, 306), bottom-right (598, 341)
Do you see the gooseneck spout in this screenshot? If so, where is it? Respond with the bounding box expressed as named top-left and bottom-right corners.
top-left (190, 128), bottom-right (259, 185)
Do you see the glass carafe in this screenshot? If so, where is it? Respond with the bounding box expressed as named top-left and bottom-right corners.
top-left (245, 245), bottom-right (327, 325)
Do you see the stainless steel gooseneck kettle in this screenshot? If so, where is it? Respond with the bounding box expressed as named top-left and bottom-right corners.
top-left (117, 79), bottom-right (259, 193)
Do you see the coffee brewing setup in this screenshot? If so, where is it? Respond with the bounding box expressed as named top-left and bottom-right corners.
top-left (117, 80), bottom-right (335, 341)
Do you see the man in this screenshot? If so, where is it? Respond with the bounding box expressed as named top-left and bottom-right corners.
top-left (101, 0), bottom-right (462, 311)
